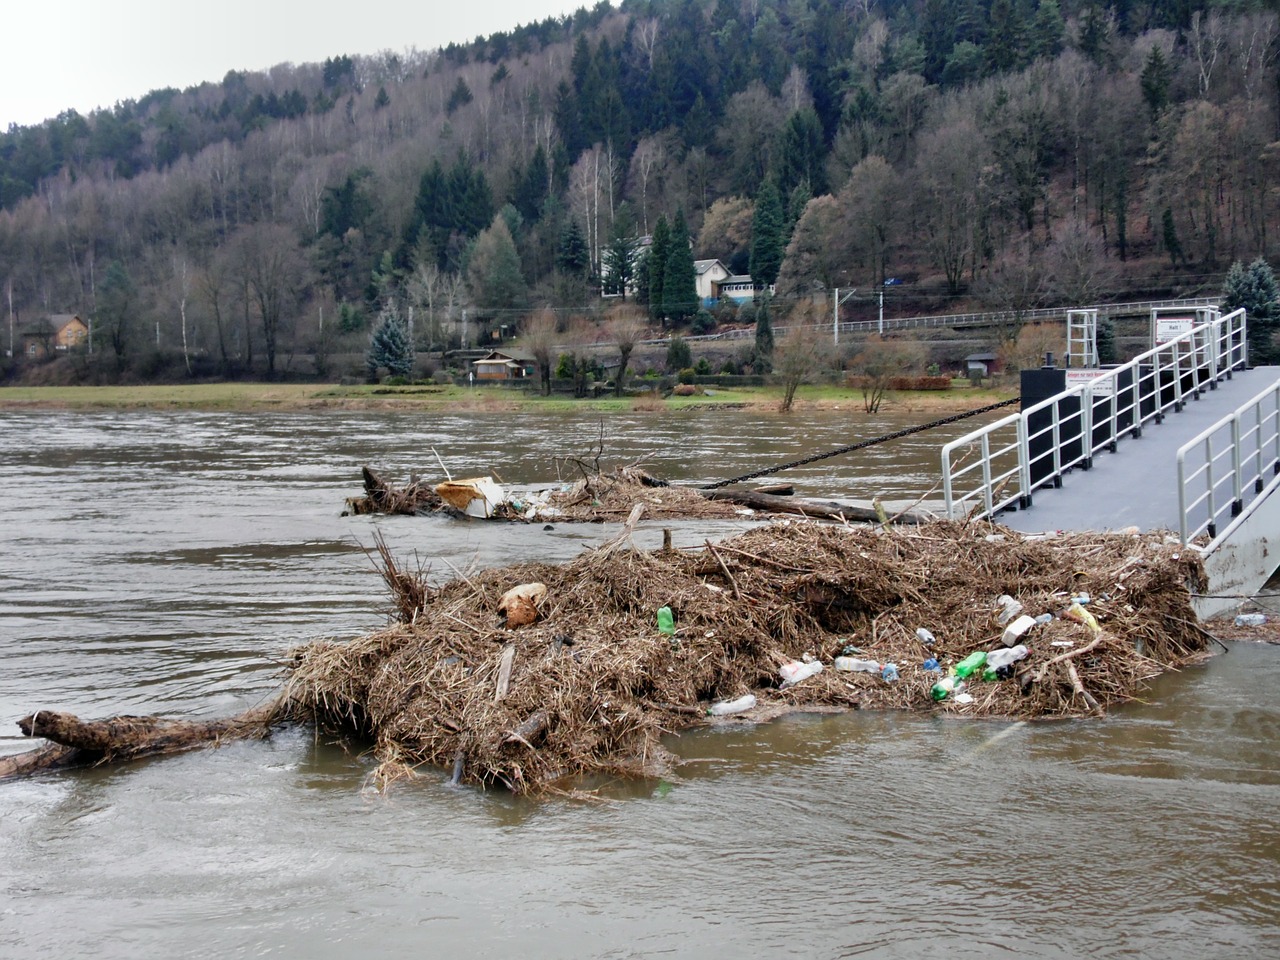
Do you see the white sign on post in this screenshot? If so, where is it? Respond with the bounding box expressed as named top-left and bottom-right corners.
top-left (1154, 316), bottom-right (1194, 345)
top-left (1065, 370), bottom-right (1114, 396)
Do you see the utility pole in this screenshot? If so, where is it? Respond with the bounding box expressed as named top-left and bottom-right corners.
top-left (833, 288), bottom-right (857, 346)
top-left (878, 289), bottom-right (884, 335)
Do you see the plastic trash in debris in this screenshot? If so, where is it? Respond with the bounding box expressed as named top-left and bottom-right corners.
top-left (834, 656), bottom-right (881, 673)
top-left (931, 676), bottom-right (966, 701)
top-left (996, 595), bottom-right (1024, 624)
top-left (434, 477), bottom-right (505, 518)
top-left (954, 692), bottom-right (975, 705)
top-left (707, 694), bottom-right (757, 716)
top-left (1065, 601), bottom-right (1100, 636)
top-left (1001, 614), bottom-right (1037, 647)
top-left (880, 663), bottom-right (899, 683)
top-left (1034, 613), bottom-right (1054, 625)
top-left (916, 628), bottom-right (936, 646)
top-left (1234, 613), bottom-right (1268, 627)
top-left (657, 606), bottom-right (675, 636)
top-left (922, 658), bottom-right (941, 672)
top-left (780, 660), bottom-right (824, 686)
top-left (841, 642), bottom-right (865, 655)
top-left (982, 644), bottom-right (1029, 680)
top-left (953, 650), bottom-right (988, 679)
top-left (1071, 592), bottom-right (1092, 605)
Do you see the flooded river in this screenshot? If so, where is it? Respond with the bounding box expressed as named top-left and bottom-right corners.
top-left (1, 408), bottom-right (1277, 958)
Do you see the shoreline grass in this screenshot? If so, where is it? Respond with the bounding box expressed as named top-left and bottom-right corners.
top-left (0, 380), bottom-right (1016, 414)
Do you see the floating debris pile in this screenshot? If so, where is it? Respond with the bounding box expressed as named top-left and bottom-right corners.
top-left (279, 520), bottom-right (1210, 794)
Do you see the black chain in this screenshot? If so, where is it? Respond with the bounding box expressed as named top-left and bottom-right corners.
top-left (699, 397), bottom-right (1022, 490)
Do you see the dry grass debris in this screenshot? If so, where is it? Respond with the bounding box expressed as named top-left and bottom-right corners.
top-left (279, 520), bottom-right (1209, 795)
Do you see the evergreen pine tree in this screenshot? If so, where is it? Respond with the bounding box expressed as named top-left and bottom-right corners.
top-left (753, 295), bottom-right (775, 374)
top-left (662, 209), bottom-right (698, 324)
top-left (1224, 258), bottom-right (1280, 365)
top-left (1140, 46), bottom-right (1171, 122)
top-left (556, 219), bottom-right (590, 276)
top-left (646, 215), bottom-right (671, 322)
top-left (749, 180), bottom-right (785, 287)
top-left (602, 205), bottom-right (637, 299)
top-left (367, 309), bottom-right (415, 381)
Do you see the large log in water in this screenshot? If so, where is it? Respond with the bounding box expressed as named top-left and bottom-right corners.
top-left (0, 704), bottom-right (279, 780)
top-left (697, 488), bottom-right (922, 524)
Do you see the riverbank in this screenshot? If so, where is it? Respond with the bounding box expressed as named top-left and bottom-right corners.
top-left (0, 380), bottom-right (1015, 414)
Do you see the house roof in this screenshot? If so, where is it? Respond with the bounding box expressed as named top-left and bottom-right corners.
top-left (473, 350), bottom-right (533, 365)
top-left (965, 352), bottom-right (998, 362)
top-left (694, 259), bottom-right (729, 275)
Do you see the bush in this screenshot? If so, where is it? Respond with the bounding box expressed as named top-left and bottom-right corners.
top-left (677, 367), bottom-right (697, 384)
top-left (694, 357), bottom-right (712, 375)
top-left (691, 310), bottom-right (717, 334)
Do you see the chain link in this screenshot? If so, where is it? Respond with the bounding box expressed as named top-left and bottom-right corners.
top-left (698, 397), bottom-right (1021, 490)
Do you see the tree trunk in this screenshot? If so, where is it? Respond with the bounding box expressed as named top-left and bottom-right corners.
top-left (697, 488), bottom-right (921, 524)
top-left (0, 704), bottom-right (280, 781)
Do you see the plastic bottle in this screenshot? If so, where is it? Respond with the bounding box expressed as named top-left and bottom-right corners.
top-left (834, 656), bottom-right (881, 673)
top-left (986, 644), bottom-right (1029, 669)
top-left (930, 676), bottom-right (966, 701)
top-left (916, 628), bottom-right (936, 646)
top-left (707, 694), bottom-right (757, 716)
top-left (657, 606), bottom-right (675, 636)
top-left (1234, 613), bottom-right (1267, 627)
top-left (1034, 613), bottom-right (1054, 625)
top-left (780, 660), bottom-right (824, 686)
top-left (981, 644), bottom-right (1029, 680)
top-left (880, 663), bottom-right (899, 682)
top-left (953, 650), bottom-right (988, 679)
top-left (922, 658), bottom-right (941, 672)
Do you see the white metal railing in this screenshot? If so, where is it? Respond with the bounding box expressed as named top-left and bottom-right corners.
top-left (1177, 379), bottom-right (1280, 545)
top-left (942, 308), bottom-right (1248, 520)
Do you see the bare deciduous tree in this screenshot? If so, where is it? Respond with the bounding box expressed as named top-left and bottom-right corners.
top-left (520, 308), bottom-right (559, 395)
top-left (605, 305), bottom-right (649, 396)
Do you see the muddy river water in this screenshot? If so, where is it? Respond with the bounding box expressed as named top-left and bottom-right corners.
top-left (0, 407), bottom-right (1277, 958)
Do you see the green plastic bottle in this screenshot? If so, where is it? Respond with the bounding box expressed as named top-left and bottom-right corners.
top-left (657, 606), bottom-right (675, 636)
top-left (930, 676), bottom-right (965, 701)
top-left (953, 650), bottom-right (987, 679)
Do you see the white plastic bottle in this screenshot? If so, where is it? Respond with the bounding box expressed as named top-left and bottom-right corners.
top-left (708, 694), bottom-right (757, 716)
top-left (834, 656), bottom-right (881, 673)
top-left (779, 660), bottom-right (824, 685)
top-left (986, 644), bottom-right (1029, 669)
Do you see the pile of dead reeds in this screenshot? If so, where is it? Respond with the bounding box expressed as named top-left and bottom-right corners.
top-left (278, 519), bottom-right (1210, 794)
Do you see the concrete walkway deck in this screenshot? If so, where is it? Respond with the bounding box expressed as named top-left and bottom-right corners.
top-left (993, 366), bottom-right (1280, 535)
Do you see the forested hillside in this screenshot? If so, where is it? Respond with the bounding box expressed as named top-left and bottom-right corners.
top-left (2, 0), bottom-right (1277, 382)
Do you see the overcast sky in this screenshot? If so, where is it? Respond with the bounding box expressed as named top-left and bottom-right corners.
top-left (1, 1), bottom-right (585, 130)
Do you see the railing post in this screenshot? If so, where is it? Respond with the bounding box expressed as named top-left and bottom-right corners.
top-left (980, 434), bottom-right (993, 518)
top-left (1178, 451), bottom-right (1189, 546)
top-left (1081, 385), bottom-right (1094, 468)
top-left (1231, 416), bottom-right (1244, 516)
top-left (941, 449), bottom-right (955, 518)
top-left (1204, 434), bottom-right (1217, 537)
top-left (1017, 417), bottom-right (1032, 509)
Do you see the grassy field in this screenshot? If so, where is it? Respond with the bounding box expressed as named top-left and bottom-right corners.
top-left (0, 380), bottom-right (1016, 414)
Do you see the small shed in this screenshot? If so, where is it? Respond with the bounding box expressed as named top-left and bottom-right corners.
top-left (472, 350), bottom-right (535, 381)
top-left (964, 352), bottom-right (1003, 377)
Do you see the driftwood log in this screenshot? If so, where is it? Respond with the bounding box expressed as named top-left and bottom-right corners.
top-left (0, 704), bottom-right (280, 781)
top-left (697, 488), bottom-right (922, 524)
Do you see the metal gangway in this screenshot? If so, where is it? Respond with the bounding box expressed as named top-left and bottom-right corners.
top-left (941, 307), bottom-right (1250, 522)
top-left (939, 307), bottom-right (1280, 616)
